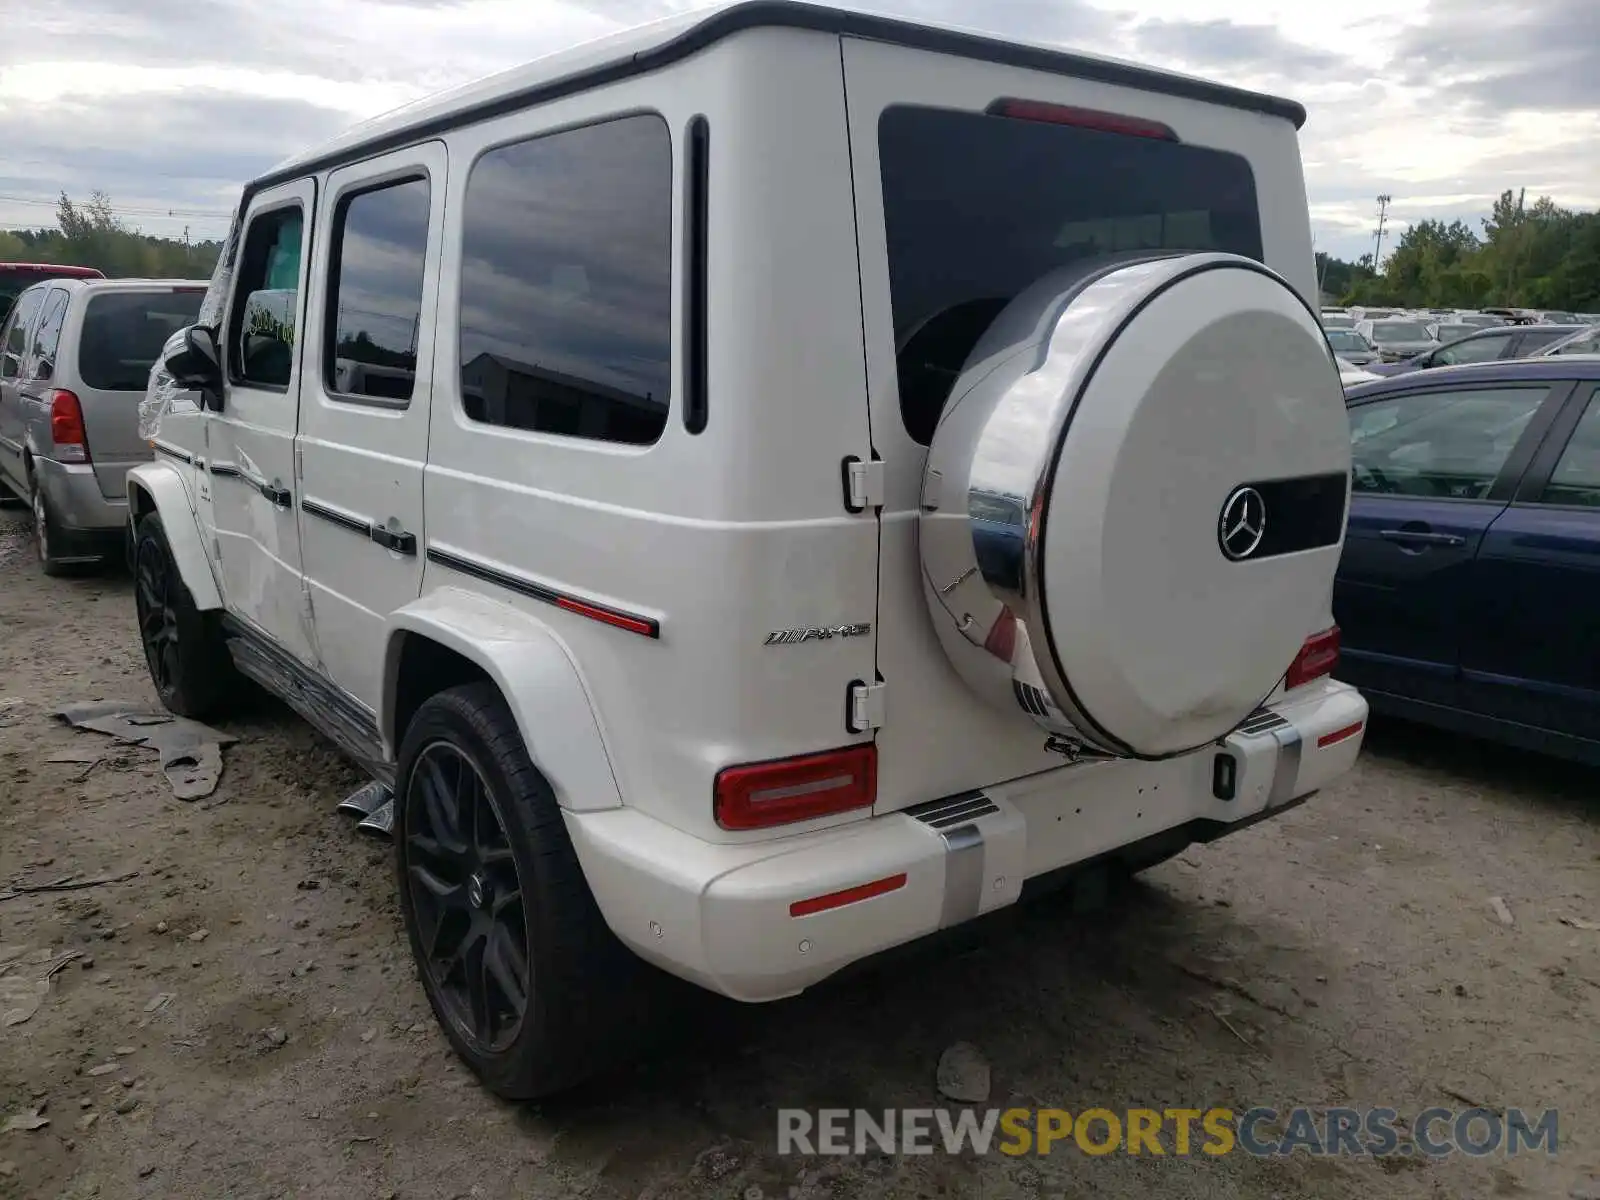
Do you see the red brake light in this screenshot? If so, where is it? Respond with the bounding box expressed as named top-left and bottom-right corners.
top-left (987, 98), bottom-right (1178, 141)
top-left (49, 390), bottom-right (89, 461)
top-left (714, 744), bottom-right (876, 831)
top-left (1285, 626), bottom-right (1340, 690)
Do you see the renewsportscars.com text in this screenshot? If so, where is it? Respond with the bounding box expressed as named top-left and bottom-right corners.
top-left (777, 1106), bottom-right (1559, 1158)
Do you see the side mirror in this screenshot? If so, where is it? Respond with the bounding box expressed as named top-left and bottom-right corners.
top-left (163, 325), bottom-right (223, 409)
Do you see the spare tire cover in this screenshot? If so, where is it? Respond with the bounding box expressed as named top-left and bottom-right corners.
top-left (919, 252), bottom-right (1350, 758)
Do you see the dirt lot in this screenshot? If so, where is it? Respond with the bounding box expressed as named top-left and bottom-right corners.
top-left (1, 502), bottom-right (1597, 1200)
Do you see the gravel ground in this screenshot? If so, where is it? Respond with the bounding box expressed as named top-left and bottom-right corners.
top-left (1, 501), bottom-right (1597, 1200)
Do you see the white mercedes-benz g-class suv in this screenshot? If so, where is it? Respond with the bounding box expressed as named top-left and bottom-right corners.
top-left (129, 0), bottom-right (1367, 1097)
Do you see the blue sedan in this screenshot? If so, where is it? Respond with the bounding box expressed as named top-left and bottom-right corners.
top-left (1337, 357), bottom-right (1600, 764)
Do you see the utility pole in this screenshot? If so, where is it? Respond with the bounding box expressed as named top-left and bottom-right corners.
top-left (1372, 195), bottom-right (1393, 271)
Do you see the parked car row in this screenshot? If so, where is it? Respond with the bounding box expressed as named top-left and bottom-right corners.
top-left (1322, 303), bottom-right (1597, 380)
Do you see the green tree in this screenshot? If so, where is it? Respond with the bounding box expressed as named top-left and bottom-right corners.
top-left (3, 190), bottom-right (221, 281)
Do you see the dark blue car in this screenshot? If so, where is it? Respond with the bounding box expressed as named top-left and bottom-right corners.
top-left (1337, 358), bottom-right (1600, 763)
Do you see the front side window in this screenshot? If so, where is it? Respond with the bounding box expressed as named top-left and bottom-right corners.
top-left (1, 289), bottom-right (44, 381)
top-left (79, 290), bottom-right (205, 392)
top-left (27, 289), bottom-right (69, 381)
top-left (459, 113), bottom-right (672, 445)
top-left (326, 176), bottom-right (431, 404)
top-left (1540, 391), bottom-right (1600, 508)
top-left (1435, 333), bottom-right (1510, 366)
top-left (229, 204), bottom-right (305, 389)
top-left (879, 105), bottom-right (1263, 445)
top-left (1349, 386), bottom-right (1549, 499)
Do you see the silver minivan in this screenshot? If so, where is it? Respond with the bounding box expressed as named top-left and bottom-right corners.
top-left (0, 278), bottom-right (205, 573)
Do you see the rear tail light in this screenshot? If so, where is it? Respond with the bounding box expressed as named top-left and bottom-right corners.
top-left (1285, 626), bottom-right (1340, 690)
top-left (987, 98), bottom-right (1178, 141)
top-left (49, 390), bottom-right (90, 463)
top-left (714, 744), bottom-right (876, 831)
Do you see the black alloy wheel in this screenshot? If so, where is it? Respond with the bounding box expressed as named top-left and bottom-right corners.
top-left (135, 532), bottom-right (183, 696)
top-left (402, 741), bottom-right (531, 1053)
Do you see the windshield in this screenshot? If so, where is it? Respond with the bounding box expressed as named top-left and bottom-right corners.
top-left (1372, 321), bottom-right (1430, 340)
top-left (1436, 325), bottom-right (1475, 342)
top-left (1550, 331), bottom-right (1600, 355)
top-left (878, 104), bottom-right (1262, 445)
top-left (78, 289), bottom-right (205, 391)
top-left (1326, 330), bottom-right (1368, 352)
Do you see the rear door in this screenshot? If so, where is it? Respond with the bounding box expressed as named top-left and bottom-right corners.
top-left (1460, 382), bottom-right (1600, 743)
top-left (297, 144), bottom-right (443, 713)
top-left (839, 37), bottom-right (1313, 810)
top-left (1335, 381), bottom-right (1567, 705)
top-left (71, 286), bottom-right (205, 499)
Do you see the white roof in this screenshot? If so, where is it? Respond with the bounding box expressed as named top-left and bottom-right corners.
top-left (259, 0), bottom-right (1302, 188)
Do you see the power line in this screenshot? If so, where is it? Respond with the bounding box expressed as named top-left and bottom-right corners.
top-left (0, 192), bottom-right (233, 219)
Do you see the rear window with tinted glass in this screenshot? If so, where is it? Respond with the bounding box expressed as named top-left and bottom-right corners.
top-left (78, 290), bottom-right (204, 391)
top-left (879, 104), bottom-right (1263, 444)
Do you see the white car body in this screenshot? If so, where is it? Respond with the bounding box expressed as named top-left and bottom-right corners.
top-left (126, 0), bottom-right (1366, 1088)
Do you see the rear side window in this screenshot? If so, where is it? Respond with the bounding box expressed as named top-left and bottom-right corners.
top-left (1540, 391), bottom-right (1600, 507)
top-left (458, 113), bottom-right (672, 445)
top-left (879, 105), bottom-right (1263, 444)
top-left (325, 176), bottom-right (431, 405)
top-left (27, 289), bottom-right (69, 381)
top-left (79, 291), bottom-right (205, 392)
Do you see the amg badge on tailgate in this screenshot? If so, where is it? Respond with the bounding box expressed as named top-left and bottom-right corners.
top-left (764, 623), bottom-right (872, 646)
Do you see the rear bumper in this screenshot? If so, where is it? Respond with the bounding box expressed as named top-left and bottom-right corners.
top-left (35, 457), bottom-right (127, 535)
top-left (567, 679), bottom-right (1367, 1002)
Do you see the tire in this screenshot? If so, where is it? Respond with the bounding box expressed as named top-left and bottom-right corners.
top-left (31, 477), bottom-right (72, 578)
top-left (394, 683), bottom-right (668, 1099)
top-left (133, 512), bottom-right (236, 718)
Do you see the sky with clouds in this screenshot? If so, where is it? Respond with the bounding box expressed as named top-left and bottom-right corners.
top-left (2, 0), bottom-right (1596, 264)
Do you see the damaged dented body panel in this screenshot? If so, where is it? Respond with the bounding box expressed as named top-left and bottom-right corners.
top-left (126, 0), bottom-right (1367, 1099)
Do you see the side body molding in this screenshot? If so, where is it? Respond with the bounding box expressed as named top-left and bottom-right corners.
top-left (381, 588), bottom-right (623, 812)
top-left (126, 461), bottom-right (223, 611)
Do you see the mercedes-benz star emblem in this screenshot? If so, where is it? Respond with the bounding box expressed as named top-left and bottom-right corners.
top-left (1218, 486), bottom-right (1267, 561)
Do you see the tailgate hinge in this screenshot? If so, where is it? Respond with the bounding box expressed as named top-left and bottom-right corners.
top-left (847, 679), bottom-right (887, 732)
top-left (841, 455), bottom-right (885, 513)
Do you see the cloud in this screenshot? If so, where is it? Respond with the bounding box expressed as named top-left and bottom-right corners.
top-left (1132, 18), bottom-right (1347, 79)
top-left (1393, 0), bottom-right (1600, 113)
top-left (0, 89), bottom-right (354, 236)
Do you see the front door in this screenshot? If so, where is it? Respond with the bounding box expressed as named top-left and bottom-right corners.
top-left (297, 146), bottom-right (444, 713)
top-left (1335, 381), bottom-right (1563, 706)
top-left (209, 178), bottom-right (319, 666)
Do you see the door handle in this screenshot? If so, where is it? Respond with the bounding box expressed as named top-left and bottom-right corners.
top-left (257, 479), bottom-right (291, 508)
top-left (1379, 529), bottom-right (1465, 547)
top-left (368, 524), bottom-right (417, 556)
